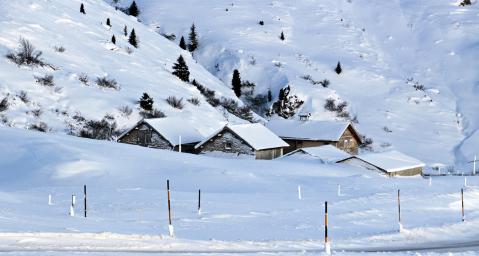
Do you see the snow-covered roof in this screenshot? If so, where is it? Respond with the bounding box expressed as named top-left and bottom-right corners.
top-left (266, 119), bottom-right (357, 142)
top-left (143, 118), bottom-right (206, 146)
top-left (196, 123), bottom-right (289, 150)
top-left (284, 145), bottom-right (351, 163)
top-left (355, 151), bottom-right (425, 173)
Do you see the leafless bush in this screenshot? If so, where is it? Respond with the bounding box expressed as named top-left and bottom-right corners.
top-left (96, 76), bottom-right (119, 90)
top-left (383, 126), bottom-right (392, 133)
top-left (17, 91), bottom-right (29, 103)
top-left (359, 135), bottom-right (373, 151)
top-left (187, 97), bottom-right (201, 106)
top-left (324, 98), bottom-right (350, 119)
top-left (35, 74), bottom-right (54, 87)
top-left (79, 115), bottom-right (118, 140)
top-left (28, 122), bottom-right (49, 132)
top-left (53, 46), bottom-right (66, 53)
top-left (118, 105), bottom-right (133, 117)
top-left (319, 79), bottom-right (330, 88)
top-left (79, 74), bottom-right (89, 85)
top-left (324, 98), bottom-right (336, 111)
top-left (166, 96), bottom-right (184, 109)
top-left (139, 109), bottom-right (166, 119)
top-left (6, 38), bottom-right (46, 67)
top-left (0, 97), bottom-right (8, 112)
top-left (31, 108), bottom-right (42, 117)
top-left (125, 46), bottom-right (133, 54)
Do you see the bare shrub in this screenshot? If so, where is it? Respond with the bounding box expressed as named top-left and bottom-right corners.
top-left (359, 135), bottom-right (373, 151)
top-left (79, 115), bottom-right (118, 140)
top-left (166, 96), bottom-right (184, 109)
top-left (140, 109), bottom-right (166, 119)
top-left (31, 108), bottom-right (42, 117)
top-left (324, 98), bottom-right (336, 111)
top-left (383, 126), bottom-right (392, 133)
top-left (187, 97), bottom-right (201, 106)
top-left (79, 74), bottom-right (89, 85)
top-left (53, 46), bottom-right (66, 53)
top-left (35, 74), bottom-right (54, 87)
top-left (125, 46), bottom-right (133, 54)
top-left (28, 122), bottom-right (49, 132)
top-left (118, 105), bottom-right (133, 117)
top-left (319, 79), bottom-right (330, 88)
top-left (17, 91), bottom-right (29, 103)
top-left (6, 38), bottom-right (46, 67)
top-left (96, 76), bottom-right (119, 90)
top-left (0, 97), bottom-right (8, 112)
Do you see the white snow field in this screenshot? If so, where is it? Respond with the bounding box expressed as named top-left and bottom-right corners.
top-left (132, 0), bottom-right (479, 169)
top-left (1, 127), bottom-right (479, 255)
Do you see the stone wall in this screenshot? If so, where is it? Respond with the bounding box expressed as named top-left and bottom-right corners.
top-left (118, 123), bottom-right (173, 150)
top-left (198, 130), bottom-right (254, 156)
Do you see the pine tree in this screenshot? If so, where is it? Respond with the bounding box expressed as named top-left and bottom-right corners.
top-left (80, 3), bottom-right (86, 14)
top-left (179, 36), bottom-right (187, 50)
top-left (128, 29), bottom-right (138, 48)
top-left (123, 25), bottom-right (128, 37)
top-left (280, 31), bottom-right (285, 41)
top-left (267, 88), bottom-right (273, 102)
top-left (188, 23), bottom-right (199, 52)
top-left (139, 93), bottom-right (154, 111)
top-left (128, 1), bottom-right (140, 17)
top-left (111, 35), bottom-right (116, 44)
top-left (335, 61), bottom-right (342, 74)
top-left (232, 69), bottom-right (242, 97)
top-left (172, 55), bottom-right (190, 82)
top-left (106, 18), bottom-right (111, 27)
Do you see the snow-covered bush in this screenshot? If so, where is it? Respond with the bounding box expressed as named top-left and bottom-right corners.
top-left (34, 74), bottom-right (54, 87)
top-left (166, 96), bottom-right (184, 109)
top-left (6, 38), bottom-right (47, 67)
top-left (268, 86), bottom-right (304, 119)
top-left (459, 0), bottom-right (472, 6)
top-left (53, 46), bottom-right (66, 53)
top-left (139, 93), bottom-right (154, 111)
top-left (96, 76), bottom-right (119, 90)
top-left (187, 97), bottom-right (200, 106)
top-left (78, 74), bottom-right (89, 85)
top-left (31, 108), bottom-right (42, 118)
top-left (28, 122), bottom-right (49, 132)
top-left (17, 91), bottom-right (29, 103)
top-left (118, 105), bottom-right (133, 117)
top-left (79, 115), bottom-right (118, 140)
top-left (359, 135), bottom-right (373, 151)
top-left (243, 93), bottom-right (268, 116)
top-left (140, 109), bottom-right (166, 119)
top-left (324, 98), bottom-right (350, 120)
top-left (0, 97), bottom-right (8, 112)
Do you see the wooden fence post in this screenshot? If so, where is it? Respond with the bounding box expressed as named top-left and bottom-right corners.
top-left (324, 201), bottom-right (331, 255)
top-left (198, 189), bottom-right (201, 215)
top-left (167, 180), bottom-right (174, 237)
top-left (84, 185), bottom-right (87, 218)
top-left (70, 195), bottom-right (75, 217)
top-left (461, 188), bottom-right (465, 222)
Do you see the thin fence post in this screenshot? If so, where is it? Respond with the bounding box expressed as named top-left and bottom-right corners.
top-left (464, 177), bottom-right (468, 187)
top-left (70, 195), bottom-right (76, 217)
top-left (198, 189), bottom-right (201, 215)
top-left (298, 185), bottom-right (302, 200)
top-left (474, 155), bottom-right (476, 176)
top-left (48, 194), bottom-right (52, 205)
top-left (167, 180), bottom-right (174, 237)
top-left (84, 185), bottom-right (87, 218)
top-left (324, 201), bottom-right (331, 255)
top-left (337, 184), bottom-right (341, 196)
top-left (461, 188), bottom-right (465, 222)
top-left (398, 189), bottom-right (403, 232)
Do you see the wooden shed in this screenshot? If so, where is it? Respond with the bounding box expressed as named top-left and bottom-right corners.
top-left (338, 150), bottom-right (425, 177)
top-left (117, 117), bottom-right (206, 153)
top-left (195, 123), bottom-right (289, 160)
top-left (266, 119), bottom-right (361, 155)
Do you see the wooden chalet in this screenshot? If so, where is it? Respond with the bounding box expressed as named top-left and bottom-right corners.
top-left (266, 119), bottom-right (361, 155)
top-left (195, 123), bottom-right (289, 160)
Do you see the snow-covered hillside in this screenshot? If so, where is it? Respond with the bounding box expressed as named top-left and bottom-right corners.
top-left (0, 0), bottom-right (251, 139)
top-left (131, 0), bottom-right (478, 168)
top-left (1, 127), bottom-right (479, 255)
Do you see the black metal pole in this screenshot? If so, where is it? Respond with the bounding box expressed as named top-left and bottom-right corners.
top-left (198, 189), bottom-right (201, 213)
top-left (84, 185), bottom-right (87, 218)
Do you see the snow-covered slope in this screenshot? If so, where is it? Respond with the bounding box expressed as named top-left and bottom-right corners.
top-left (0, 0), bottom-right (248, 138)
top-left (131, 0), bottom-right (478, 168)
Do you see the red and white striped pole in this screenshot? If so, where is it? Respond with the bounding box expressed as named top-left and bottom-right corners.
top-left (324, 201), bottom-right (331, 255)
top-left (167, 180), bottom-right (174, 237)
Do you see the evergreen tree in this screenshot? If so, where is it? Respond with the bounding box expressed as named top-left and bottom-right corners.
top-left (111, 35), bottom-right (116, 44)
top-left (128, 1), bottom-right (140, 17)
top-left (267, 88), bottom-right (273, 102)
top-left (179, 36), bottom-right (187, 50)
top-left (123, 25), bottom-right (128, 37)
top-left (188, 23), bottom-right (199, 52)
top-left (280, 31), bottom-right (285, 41)
top-left (172, 55), bottom-right (190, 82)
top-left (80, 3), bottom-right (86, 14)
top-left (335, 61), bottom-right (342, 74)
top-left (128, 29), bottom-right (138, 48)
top-left (232, 69), bottom-right (242, 97)
top-left (106, 18), bottom-right (111, 27)
top-left (139, 93), bottom-right (154, 111)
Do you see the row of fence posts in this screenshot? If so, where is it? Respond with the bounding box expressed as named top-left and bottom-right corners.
top-left (46, 181), bottom-right (468, 255)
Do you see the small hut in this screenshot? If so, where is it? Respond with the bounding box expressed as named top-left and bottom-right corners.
top-left (267, 119), bottom-right (361, 155)
top-left (338, 150), bottom-right (425, 176)
top-left (195, 123), bottom-right (289, 160)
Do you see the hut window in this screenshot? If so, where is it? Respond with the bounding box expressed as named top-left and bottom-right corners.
top-left (225, 141), bottom-right (232, 149)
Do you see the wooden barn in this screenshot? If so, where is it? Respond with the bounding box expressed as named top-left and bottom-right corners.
top-left (117, 117), bottom-right (206, 153)
top-left (266, 119), bottom-right (362, 155)
top-left (338, 150), bottom-right (425, 177)
top-left (195, 123), bottom-right (289, 160)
